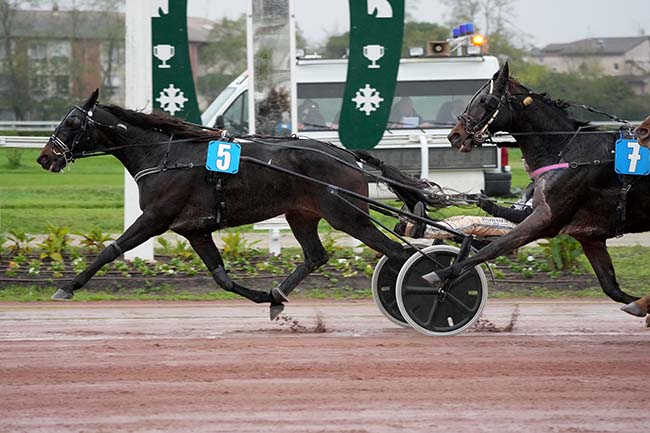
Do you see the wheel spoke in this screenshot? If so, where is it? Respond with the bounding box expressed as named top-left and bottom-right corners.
top-left (446, 268), bottom-right (477, 294)
top-left (403, 284), bottom-right (441, 295)
top-left (446, 292), bottom-right (474, 314)
top-left (425, 296), bottom-right (439, 327)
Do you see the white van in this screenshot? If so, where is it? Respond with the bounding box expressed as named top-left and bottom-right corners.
top-left (201, 55), bottom-right (511, 196)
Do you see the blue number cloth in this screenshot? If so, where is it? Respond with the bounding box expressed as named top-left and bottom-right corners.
top-left (206, 141), bottom-right (241, 174)
top-left (615, 139), bottom-right (650, 176)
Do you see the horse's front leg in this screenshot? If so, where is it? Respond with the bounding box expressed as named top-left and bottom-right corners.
top-left (52, 212), bottom-right (169, 299)
top-left (579, 239), bottom-right (643, 315)
top-left (185, 233), bottom-right (274, 305)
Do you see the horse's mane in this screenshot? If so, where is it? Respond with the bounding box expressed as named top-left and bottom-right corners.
top-left (510, 78), bottom-right (594, 130)
top-left (101, 104), bottom-right (222, 141)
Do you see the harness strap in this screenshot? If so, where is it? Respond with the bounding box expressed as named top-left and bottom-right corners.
top-left (134, 167), bottom-right (164, 182)
top-left (616, 181), bottom-right (632, 238)
top-left (530, 163), bottom-right (570, 179)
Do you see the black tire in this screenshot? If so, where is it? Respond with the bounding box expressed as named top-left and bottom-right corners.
top-left (396, 245), bottom-right (488, 336)
top-left (484, 171), bottom-right (512, 196)
top-left (371, 242), bottom-right (430, 328)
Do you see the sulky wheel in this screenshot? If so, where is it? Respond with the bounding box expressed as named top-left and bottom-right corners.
top-left (371, 242), bottom-right (430, 328)
top-left (396, 245), bottom-right (488, 336)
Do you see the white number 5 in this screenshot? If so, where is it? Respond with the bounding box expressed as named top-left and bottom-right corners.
top-left (216, 143), bottom-right (232, 171)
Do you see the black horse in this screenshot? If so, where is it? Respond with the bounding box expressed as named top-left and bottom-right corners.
top-left (37, 90), bottom-right (433, 319)
top-left (428, 63), bottom-right (650, 319)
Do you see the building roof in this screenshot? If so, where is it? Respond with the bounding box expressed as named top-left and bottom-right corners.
top-left (4, 9), bottom-right (214, 42)
top-left (541, 36), bottom-right (650, 56)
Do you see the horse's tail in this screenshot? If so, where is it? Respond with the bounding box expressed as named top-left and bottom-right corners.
top-left (352, 150), bottom-right (446, 211)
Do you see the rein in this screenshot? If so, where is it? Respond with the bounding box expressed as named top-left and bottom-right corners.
top-left (56, 106), bottom-right (447, 205)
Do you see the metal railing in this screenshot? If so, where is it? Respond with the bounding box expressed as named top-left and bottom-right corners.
top-left (0, 136), bottom-right (49, 148)
top-left (0, 121), bottom-right (59, 131)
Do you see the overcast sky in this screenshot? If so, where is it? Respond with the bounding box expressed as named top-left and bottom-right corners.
top-left (188, 0), bottom-right (649, 48)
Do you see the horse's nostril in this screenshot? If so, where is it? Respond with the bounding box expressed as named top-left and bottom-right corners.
top-left (37, 155), bottom-right (50, 166)
top-left (639, 127), bottom-right (649, 138)
top-left (448, 132), bottom-right (460, 144)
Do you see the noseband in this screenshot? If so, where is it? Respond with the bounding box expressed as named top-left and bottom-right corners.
top-left (49, 105), bottom-right (97, 165)
top-left (458, 80), bottom-right (509, 144)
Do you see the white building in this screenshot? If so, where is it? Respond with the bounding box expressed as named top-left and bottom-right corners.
top-left (533, 36), bottom-right (650, 95)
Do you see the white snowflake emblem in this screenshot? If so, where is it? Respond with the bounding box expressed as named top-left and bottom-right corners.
top-left (156, 84), bottom-right (188, 116)
top-left (352, 84), bottom-right (384, 116)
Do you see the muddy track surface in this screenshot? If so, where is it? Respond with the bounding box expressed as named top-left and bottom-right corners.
top-left (1, 299), bottom-right (648, 433)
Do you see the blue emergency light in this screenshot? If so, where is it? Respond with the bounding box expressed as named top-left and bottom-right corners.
top-left (452, 23), bottom-right (476, 38)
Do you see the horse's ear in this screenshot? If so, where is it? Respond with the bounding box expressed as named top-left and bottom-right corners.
top-left (495, 62), bottom-right (510, 93)
top-left (83, 89), bottom-right (100, 110)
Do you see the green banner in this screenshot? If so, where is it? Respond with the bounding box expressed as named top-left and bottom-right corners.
top-left (151, 0), bottom-right (200, 123)
top-left (339, 0), bottom-right (405, 149)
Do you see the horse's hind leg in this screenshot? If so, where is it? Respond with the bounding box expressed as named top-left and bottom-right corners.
top-left (579, 239), bottom-right (642, 313)
top-left (271, 211), bottom-right (329, 306)
top-left (325, 207), bottom-right (410, 262)
top-left (185, 233), bottom-right (273, 304)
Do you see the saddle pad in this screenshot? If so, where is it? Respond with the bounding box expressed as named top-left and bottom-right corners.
top-left (615, 139), bottom-right (650, 176)
top-left (206, 140), bottom-right (241, 174)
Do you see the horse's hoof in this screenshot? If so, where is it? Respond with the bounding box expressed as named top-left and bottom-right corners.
top-left (270, 303), bottom-right (285, 321)
top-left (51, 289), bottom-right (74, 300)
top-left (422, 271), bottom-right (443, 287)
top-left (271, 287), bottom-right (290, 304)
top-left (645, 315), bottom-right (650, 328)
top-left (621, 301), bottom-right (646, 317)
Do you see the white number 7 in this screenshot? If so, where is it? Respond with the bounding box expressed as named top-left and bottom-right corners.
top-left (627, 141), bottom-right (641, 173)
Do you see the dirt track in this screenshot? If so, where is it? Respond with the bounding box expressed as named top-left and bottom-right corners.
top-left (1, 299), bottom-right (648, 433)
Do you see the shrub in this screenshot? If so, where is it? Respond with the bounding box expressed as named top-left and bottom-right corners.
top-left (539, 235), bottom-right (585, 271)
top-left (5, 148), bottom-right (23, 169)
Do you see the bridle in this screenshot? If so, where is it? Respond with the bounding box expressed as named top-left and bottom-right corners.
top-left (457, 79), bottom-right (509, 144)
top-left (49, 104), bottom-right (97, 165)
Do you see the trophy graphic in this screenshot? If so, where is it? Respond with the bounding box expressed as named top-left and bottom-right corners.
top-left (153, 44), bottom-right (175, 69)
top-left (363, 44), bottom-right (385, 69)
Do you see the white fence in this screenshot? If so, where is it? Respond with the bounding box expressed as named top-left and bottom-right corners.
top-left (0, 121), bottom-right (59, 131)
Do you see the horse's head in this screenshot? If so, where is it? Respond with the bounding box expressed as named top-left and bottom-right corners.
top-left (448, 63), bottom-right (517, 152)
top-left (37, 89), bottom-right (100, 172)
top-left (636, 116), bottom-right (650, 148)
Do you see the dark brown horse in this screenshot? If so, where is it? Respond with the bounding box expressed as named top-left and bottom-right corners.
top-left (636, 116), bottom-right (650, 148)
top-left (428, 63), bottom-right (650, 320)
top-left (36, 90), bottom-right (434, 319)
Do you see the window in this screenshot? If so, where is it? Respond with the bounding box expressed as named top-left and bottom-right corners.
top-left (54, 75), bottom-right (69, 95)
top-left (613, 63), bottom-right (620, 71)
top-left (296, 80), bottom-right (486, 131)
top-left (28, 43), bottom-right (47, 69)
top-left (49, 41), bottom-right (71, 59)
top-left (31, 75), bottom-right (48, 97)
top-left (0, 74), bottom-right (11, 91)
top-left (0, 40), bottom-right (15, 61)
top-left (222, 91), bottom-right (248, 135)
top-left (28, 43), bottom-right (47, 60)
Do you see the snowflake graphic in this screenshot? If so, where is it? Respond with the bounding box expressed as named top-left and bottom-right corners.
top-left (352, 84), bottom-right (384, 116)
top-left (156, 84), bottom-right (188, 116)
